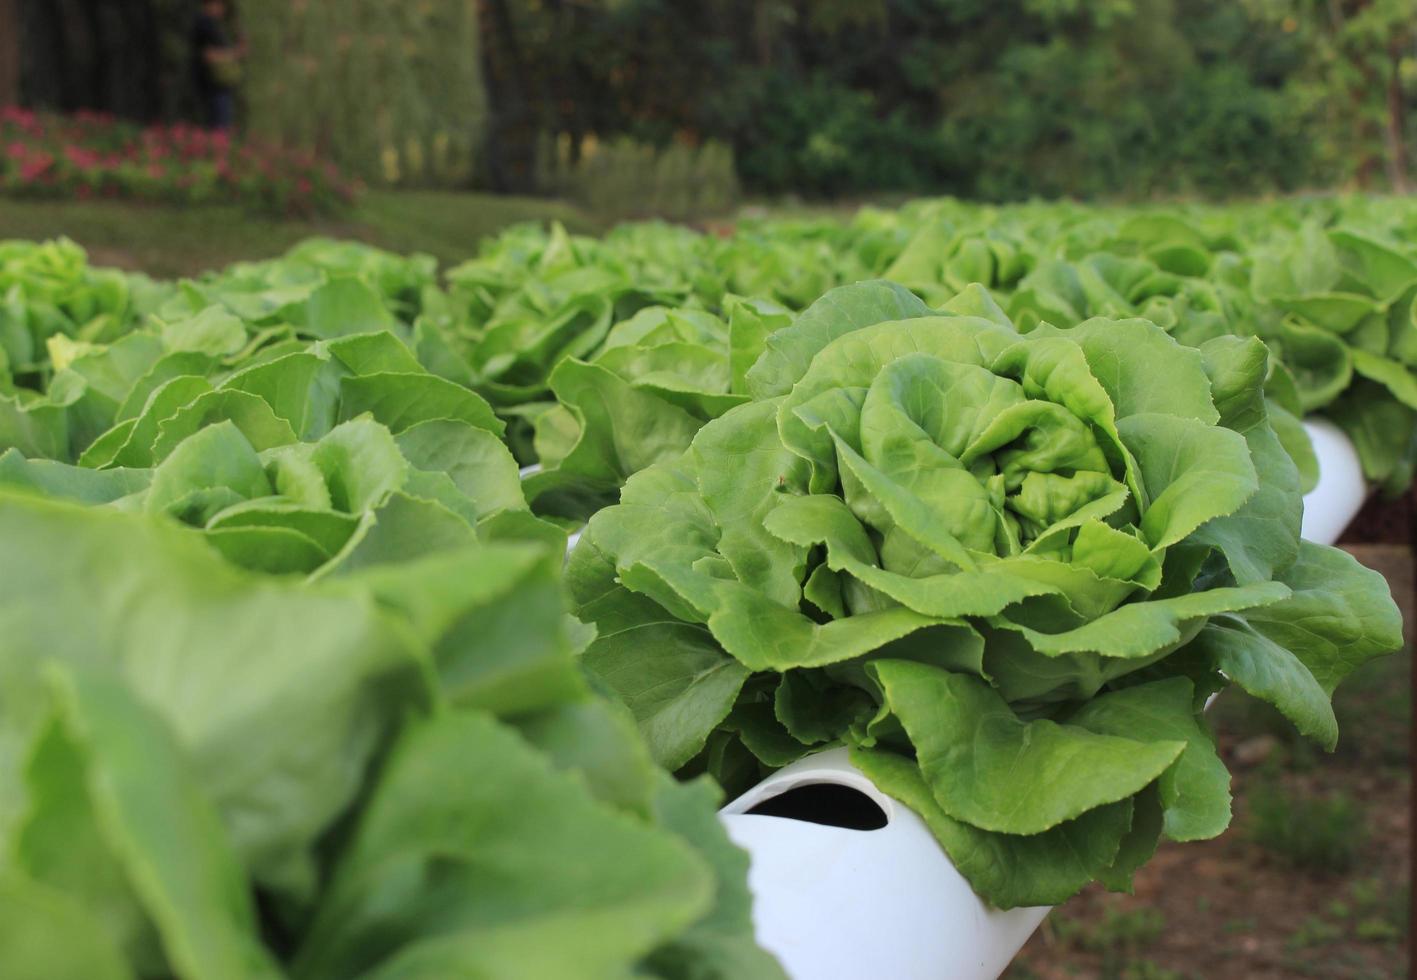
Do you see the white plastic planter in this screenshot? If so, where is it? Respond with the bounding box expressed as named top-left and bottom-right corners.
top-left (1299, 418), bottom-right (1367, 546)
top-left (719, 748), bottom-right (1049, 980)
top-left (520, 464), bottom-right (583, 552)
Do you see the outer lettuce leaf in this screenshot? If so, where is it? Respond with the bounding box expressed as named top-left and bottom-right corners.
top-left (0, 872), bottom-right (137, 980)
top-left (869, 661), bottom-right (1185, 835)
top-left (641, 775), bottom-right (791, 980)
top-left (17, 669), bottom-right (281, 980)
top-left (0, 493), bottom-right (420, 895)
top-left (289, 711), bottom-right (714, 980)
top-left (745, 279), bottom-right (932, 398)
top-left (851, 747), bottom-right (1135, 910)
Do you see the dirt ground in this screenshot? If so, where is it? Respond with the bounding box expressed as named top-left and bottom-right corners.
top-left (1005, 540), bottom-right (1413, 980)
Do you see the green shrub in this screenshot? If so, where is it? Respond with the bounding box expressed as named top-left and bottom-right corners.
top-left (538, 135), bottom-right (739, 220)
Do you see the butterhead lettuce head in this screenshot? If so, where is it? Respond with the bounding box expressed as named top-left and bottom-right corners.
top-left (572, 280), bottom-right (1402, 909)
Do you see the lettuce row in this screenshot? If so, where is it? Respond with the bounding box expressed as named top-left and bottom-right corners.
top-left (444, 218), bottom-right (873, 359)
top-left (0, 238), bottom-right (786, 976)
top-left (1250, 226), bottom-right (1417, 494)
top-left (0, 314), bottom-right (565, 575)
top-left (878, 203), bottom-right (1417, 495)
top-left (160, 237), bottom-right (441, 328)
top-left (0, 237), bottom-right (168, 383)
top-left (572, 281), bottom-right (1403, 909)
top-left (0, 246), bottom-right (584, 574)
top-left (438, 201), bottom-right (1416, 497)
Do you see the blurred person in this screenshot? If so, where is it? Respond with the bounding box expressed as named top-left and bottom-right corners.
top-left (191, 0), bottom-right (245, 131)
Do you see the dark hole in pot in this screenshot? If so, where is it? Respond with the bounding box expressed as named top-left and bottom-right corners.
top-left (745, 782), bottom-right (888, 830)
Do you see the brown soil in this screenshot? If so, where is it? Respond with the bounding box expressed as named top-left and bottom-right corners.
top-left (1008, 753), bottom-right (1409, 979)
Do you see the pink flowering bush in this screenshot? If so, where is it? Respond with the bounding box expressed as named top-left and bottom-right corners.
top-left (0, 107), bottom-right (360, 216)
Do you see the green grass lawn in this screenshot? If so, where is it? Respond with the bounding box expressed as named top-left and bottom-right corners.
top-left (0, 190), bottom-right (606, 278)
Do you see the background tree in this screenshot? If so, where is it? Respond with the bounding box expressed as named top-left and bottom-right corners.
top-left (1244, 0), bottom-right (1415, 191)
top-left (496, 0), bottom-right (1321, 200)
top-left (3, 0), bottom-right (1411, 200)
top-left (13, 0), bottom-right (182, 120)
top-left (241, 0), bottom-right (488, 186)
top-left (0, 0), bottom-right (19, 107)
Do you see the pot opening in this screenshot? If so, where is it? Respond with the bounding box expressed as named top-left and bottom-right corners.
top-left (745, 782), bottom-right (888, 830)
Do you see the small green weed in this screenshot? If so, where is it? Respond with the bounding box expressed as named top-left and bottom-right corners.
top-left (1279, 878), bottom-right (1409, 954)
top-left (1287, 915), bottom-right (1343, 949)
top-left (1121, 960), bottom-right (1185, 980)
top-left (1222, 916), bottom-right (1256, 935)
top-left (1054, 905), bottom-right (1166, 954)
top-left (1348, 877), bottom-right (1410, 942)
top-left (1054, 904), bottom-right (1169, 980)
top-left (1355, 917), bottom-right (1400, 942)
top-left (1247, 782), bottom-right (1366, 873)
top-left (1332, 647), bottom-right (1411, 767)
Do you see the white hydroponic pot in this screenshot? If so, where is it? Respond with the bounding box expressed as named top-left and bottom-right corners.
top-left (521, 464), bottom-right (584, 552)
top-left (719, 748), bottom-right (1049, 980)
top-left (1299, 418), bottom-right (1367, 546)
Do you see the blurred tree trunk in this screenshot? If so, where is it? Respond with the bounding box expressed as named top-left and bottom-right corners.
top-left (1384, 40), bottom-right (1409, 192)
top-left (0, 0), bottom-right (19, 105)
top-left (479, 0), bottom-right (539, 192)
top-left (14, 0), bottom-right (169, 119)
